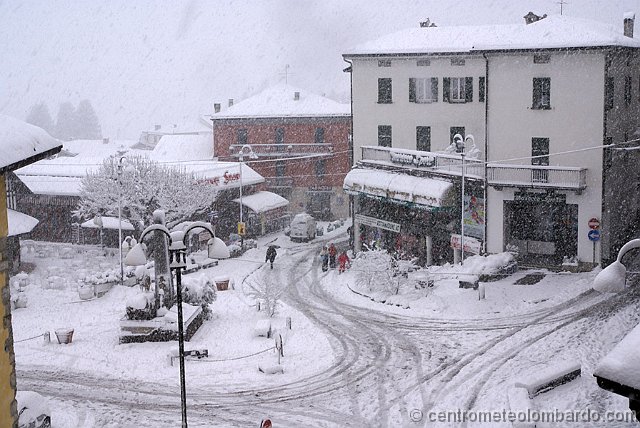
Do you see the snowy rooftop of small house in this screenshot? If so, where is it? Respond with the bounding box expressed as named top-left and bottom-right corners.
top-left (61, 139), bottom-right (139, 158)
top-left (211, 83), bottom-right (350, 119)
top-left (232, 191), bottom-right (289, 213)
top-left (80, 216), bottom-right (135, 231)
top-left (149, 134), bottom-right (213, 162)
top-left (0, 114), bottom-right (62, 171)
top-left (7, 209), bottom-right (38, 237)
top-left (344, 15), bottom-right (640, 56)
top-left (594, 322), bottom-right (640, 390)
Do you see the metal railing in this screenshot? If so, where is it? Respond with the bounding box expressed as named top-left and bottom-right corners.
top-left (486, 164), bottom-right (587, 190)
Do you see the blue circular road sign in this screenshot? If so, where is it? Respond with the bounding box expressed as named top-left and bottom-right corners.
top-left (588, 229), bottom-right (601, 242)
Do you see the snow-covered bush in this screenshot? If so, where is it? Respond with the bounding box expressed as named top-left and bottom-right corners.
top-left (83, 268), bottom-right (120, 285)
top-left (243, 276), bottom-right (286, 317)
top-left (126, 292), bottom-right (155, 320)
top-left (352, 250), bottom-right (399, 295)
top-left (181, 274), bottom-right (217, 306)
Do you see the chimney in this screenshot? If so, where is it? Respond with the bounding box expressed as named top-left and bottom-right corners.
top-left (214, 103), bottom-right (221, 113)
top-left (228, 98), bottom-right (234, 107)
top-left (523, 12), bottom-right (547, 25)
top-left (624, 12), bottom-right (635, 38)
top-left (154, 124), bottom-right (161, 131)
top-left (294, 91), bottom-right (300, 101)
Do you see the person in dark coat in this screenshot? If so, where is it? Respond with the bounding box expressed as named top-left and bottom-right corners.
top-left (266, 245), bottom-right (277, 269)
top-left (320, 246), bottom-right (329, 272)
top-left (328, 243), bottom-right (337, 268)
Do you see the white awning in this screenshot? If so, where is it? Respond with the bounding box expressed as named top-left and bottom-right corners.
top-left (343, 168), bottom-right (456, 209)
top-left (7, 209), bottom-right (39, 237)
top-left (232, 191), bottom-right (289, 213)
top-left (81, 216), bottom-right (135, 231)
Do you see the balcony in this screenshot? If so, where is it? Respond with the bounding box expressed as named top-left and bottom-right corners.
top-left (487, 164), bottom-right (587, 192)
top-left (230, 143), bottom-right (334, 158)
top-left (359, 145), bottom-right (485, 180)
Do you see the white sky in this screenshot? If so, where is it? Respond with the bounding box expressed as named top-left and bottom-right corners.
top-left (0, 0), bottom-right (637, 139)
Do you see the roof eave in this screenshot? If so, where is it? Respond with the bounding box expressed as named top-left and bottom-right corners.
top-left (0, 145), bottom-right (63, 175)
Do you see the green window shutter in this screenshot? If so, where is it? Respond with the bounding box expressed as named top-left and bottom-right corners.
top-left (431, 78), bottom-right (438, 102)
top-left (443, 77), bottom-right (450, 102)
top-left (409, 78), bottom-right (416, 102)
top-left (465, 77), bottom-right (473, 102)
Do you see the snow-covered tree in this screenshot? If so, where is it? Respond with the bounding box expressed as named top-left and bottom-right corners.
top-left (243, 275), bottom-right (286, 317)
top-left (74, 99), bottom-right (102, 139)
top-left (352, 249), bottom-right (399, 295)
top-left (74, 155), bottom-right (219, 229)
top-left (54, 101), bottom-right (76, 140)
top-left (25, 103), bottom-right (54, 135)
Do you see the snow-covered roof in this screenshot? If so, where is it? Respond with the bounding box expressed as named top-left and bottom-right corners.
top-left (232, 191), bottom-right (289, 213)
top-left (0, 114), bottom-right (62, 172)
top-left (18, 175), bottom-right (83, 196)
top-left (62, 139), bottom-right (139, 158)
top-left (211, 83), bottom-right (350, 119)
top-left (344, 15), bottom-right (640, 56)
top-left (595, 322), bottom-right (640, 390)
top-left (7, 209), bottom-right (38, 236)
top-left (149, 134), bottom-right (213, 162)
top-left (343, 168), bottom-right (455, 208)
top-left (80, 216), bottom-right (135, 231)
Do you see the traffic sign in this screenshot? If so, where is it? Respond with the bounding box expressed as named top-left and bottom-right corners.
top-left (588, 229), bottom-right (601, 241)
top-left (237, 222), bottom-right (246, 236)
top-left (588, 218), bottom-right (600, 229)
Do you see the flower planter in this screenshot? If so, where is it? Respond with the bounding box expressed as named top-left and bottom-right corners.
top-left (215, 276), bottom-right (230, 291)
top-left (55, 328), bottom-right (74, 344)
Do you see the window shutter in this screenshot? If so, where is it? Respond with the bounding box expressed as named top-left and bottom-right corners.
top-left (479, 77), bottom-right (486, 102)
top-left (431, 78), bottom-right (438, 102)
top-left (409, 78), bottom-right (416, 102)
top-left (443, 77), bottom-right (450, 102)
top-left (465, 77), bottom-right (473, 102)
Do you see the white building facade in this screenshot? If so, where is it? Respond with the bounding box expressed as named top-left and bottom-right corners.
top-left (344, 13), bottom-right (640, 267)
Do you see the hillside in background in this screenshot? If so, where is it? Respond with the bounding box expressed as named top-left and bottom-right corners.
top-left (0, 0), bottom-right (636, 139)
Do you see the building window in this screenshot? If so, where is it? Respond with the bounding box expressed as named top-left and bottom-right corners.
top-left (605, 77), bottom-right (615, 110)
top-left (625, 76), bottom-right (632, 106)
top-left (532, 77), bottom-right (551, 109)
top-left (378, 59), bottom-right (391, 67)
top-left (236, 128), bottom-right (247, 145)
top-left (275, 127), bottom-right (284, 144)
top-left (417, 59), bottom-right (431, 67)
top-left (315, 127), bottom-right (325, 144)
top-left (315, 159), bottom-right (326, 176)
top-left (451, 58), bottom-right (466, 66)
top-left (275, 160), bottom-right (285, 177)
top-left (378, 78), bottom-right (392, 103)
top-left (450, 127), bottom-right (465, 152)
top-left (378, 125), bottom-right (392, 147)
top-left (443, 77), bottom-right (473, 103)
top-left (416, 126), bottom-right (431, 152)
top-left (532, 137), bottom-right (550, 182)
top-left (533, 54), bottom-right (551, 64)
top-left (479, 76), bottom-right (486, 102)
top-left (409, 78), bottom-right (438, 103)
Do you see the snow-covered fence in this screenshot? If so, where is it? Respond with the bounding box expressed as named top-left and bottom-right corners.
top-left (514, 361), bottom-right (581, 398)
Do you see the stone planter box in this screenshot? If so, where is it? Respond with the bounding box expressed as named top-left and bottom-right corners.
top-left (55, 328), bottom-right (74, 344)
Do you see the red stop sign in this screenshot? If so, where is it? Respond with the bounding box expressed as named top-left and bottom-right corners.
top-left (588, 218), bottom-right (600, 229)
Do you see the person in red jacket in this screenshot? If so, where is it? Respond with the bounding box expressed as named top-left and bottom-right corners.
top-left (338, 251), bottom-right (350, 274)
top-left (328, 243), bottom-right (337, 268)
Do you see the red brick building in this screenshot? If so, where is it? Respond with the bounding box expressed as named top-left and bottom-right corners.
top-left (211, 84), bottom-right (352, 220)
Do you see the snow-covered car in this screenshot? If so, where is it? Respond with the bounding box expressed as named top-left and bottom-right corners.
top-left (17, 391), bottom-right (51, 428)
top-left (289, 213), bottom-right (316, 242)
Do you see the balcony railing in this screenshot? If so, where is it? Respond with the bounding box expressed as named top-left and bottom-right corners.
top-left (230, 143), bottom-right (333, 158)
top-left (487, 164), bottom-right (587, 191)
top-left (359, 145), bottom-right (485, 179)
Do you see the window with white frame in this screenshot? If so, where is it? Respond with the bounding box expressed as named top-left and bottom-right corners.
top-left (443, 77), bottom-right (472, 103)
top-left (409, 78), bottom-right (438, 103)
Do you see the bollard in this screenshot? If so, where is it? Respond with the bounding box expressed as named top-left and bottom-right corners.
top-left (286, 316), bottom-right (292, 330)
top-left (43, 331), bottom-right (50, 344)
top-left (478, 283), bottom-right (486, 300)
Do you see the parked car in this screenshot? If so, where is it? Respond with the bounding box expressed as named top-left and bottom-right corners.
top-left (17, 390), bottom-right (51, 428)
top-left (289, 213), bottom-right (317, 242)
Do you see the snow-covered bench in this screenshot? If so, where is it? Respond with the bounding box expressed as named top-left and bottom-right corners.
top-left (514, 361), bottom-right (581, 398)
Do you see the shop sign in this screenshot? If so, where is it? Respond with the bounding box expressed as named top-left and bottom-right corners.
top-left (450, 234), bottom-right (482, 254)
top-left (200, 171), bottom-right (241, 186)
top-left (390, 150), bottom-right (436, 168)
top-left (463, 195), bottom-right (485, 239)
top-left (355, 214), bottom-right (401, 233)
top-left (308, 185), bottom-right (333, 193)
top-left (514, 191), bottom-right (566, 204)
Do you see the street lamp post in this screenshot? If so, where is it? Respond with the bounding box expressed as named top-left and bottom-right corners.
top-left (116, 156), bottom-right (126, 286)
top-left (454, 134), bottom-right (475, 265)
top-left (237, 144), bottom-right (258, 247)
top-left (593, 238), bottom-right (640, 292)
top-left (125, 219), bottom-right (230, 428)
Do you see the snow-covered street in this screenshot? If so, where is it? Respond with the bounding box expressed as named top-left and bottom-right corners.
top-left (9, 226), bottom-right (640, 427)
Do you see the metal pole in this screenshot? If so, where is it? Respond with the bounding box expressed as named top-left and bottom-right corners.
top-left (239, 152), bottom-right (243, 248)
top-left (461, 151), bottom-right (465, 265)
top-left (174, 252), bottom-right (188, 428)
top-left (117, 157), bottom-right (125, 286)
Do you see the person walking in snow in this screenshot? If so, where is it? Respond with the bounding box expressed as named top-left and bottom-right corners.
top-left (328, 243), bottom-right (337, 269)
top-left (320, 246), bottom-right (329, 272)
top-left (266, 245), bottom-right (277, 269)
top-left (338, 251), bottom-right (350, 274)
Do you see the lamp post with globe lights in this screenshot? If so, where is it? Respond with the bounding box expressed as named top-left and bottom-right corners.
top-left (237, 144), bottom-right (258, 247)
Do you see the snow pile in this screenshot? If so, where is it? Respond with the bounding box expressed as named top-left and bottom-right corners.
top-left (595, 322), bottom-right (640, 389)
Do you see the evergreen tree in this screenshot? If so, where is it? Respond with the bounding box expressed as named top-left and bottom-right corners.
top-left (25, 103), bottom-right (54, 135)
top-left (55, 102), bottom-right (76, 140)
top-left (74, 99), bottom-right (102, 139)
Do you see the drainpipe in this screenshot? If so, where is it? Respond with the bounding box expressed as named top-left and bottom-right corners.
top-left (482, 52), bottom-right (489, 254)
top-left (343, 57), bottom-right (357, 253)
